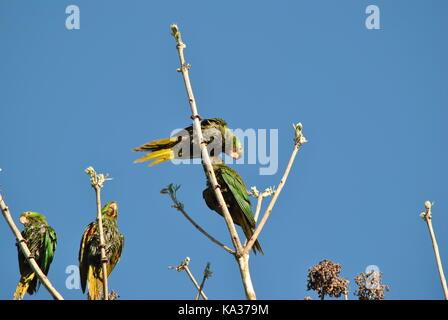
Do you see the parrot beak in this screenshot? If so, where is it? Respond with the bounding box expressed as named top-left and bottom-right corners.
top-left (19, 213), bottom-right (30, 225)
top-left (229, 152), bottom-right (241, 159)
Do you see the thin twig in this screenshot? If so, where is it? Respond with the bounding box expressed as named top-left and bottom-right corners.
top-left (0, 192), bottom-right (64, 300)
top-left (247, 187), bottom-right (274, 248)
top-left (195, 262), bottom-right (212, 300)
top-left (244, 123), bottom-right (307, 255)
top-left (162, 184), bottom-right (235, 255)
top-left (85, 166), bottom-right (112, 300)
top-left (249, 186), bottom-right (275, 224)
top-left (254, 196), bottom-right (263, 224)
top-left (420, 201), bottom-right (448, 300)
top-left (169, 257), bottom-right (208, 300)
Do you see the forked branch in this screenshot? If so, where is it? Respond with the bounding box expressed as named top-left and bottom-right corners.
top-left (169, 24), bottom-right (307, 300)
top-left (169, 257), bottom-right (208, 300)
top-left (248, 186), bottom-right (276, 223)
top-left (195, 262), bottom-right (212, 300)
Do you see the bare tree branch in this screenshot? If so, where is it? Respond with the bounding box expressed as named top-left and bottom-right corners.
top-left (0, 190), bottom-right (64, 300)
top-left (169, 257), bottom-right (208, 300)
top-left (248, 186), bottom-right (275, 223)
top-left (161, 184), bottom-right (235, 255)
top-left (244, 123), bottom-right (307, 255)
top-left (254, 195), bottom-right (263, 224)
top-left (85, 166), bottom-right (112, 300)
top-left (420, 201), bottom-right (448, 300)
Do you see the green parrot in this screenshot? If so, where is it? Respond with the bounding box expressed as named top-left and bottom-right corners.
top-left (14, 212), bottom-right (57, 300)
top-left (202, 160), bottom-right (263, 255)
top-left (78, 201), bottom-right (124, 300)
top-left (132, 118), bottom-right (243, 166)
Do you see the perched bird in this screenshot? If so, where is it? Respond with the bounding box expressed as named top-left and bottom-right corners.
top-left (14, 212), bottom-right (57, 300)
top-left (202, 159), bottom-right (263, 255)
top-left (79, 201), bottom-right (124, 300)
top-left (132, 118), bottom-right (243, 166)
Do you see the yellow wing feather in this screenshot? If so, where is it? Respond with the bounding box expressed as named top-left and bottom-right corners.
top-left (13, 273), bottom-right (35, 300)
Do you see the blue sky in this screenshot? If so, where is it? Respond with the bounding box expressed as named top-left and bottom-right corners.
top-left (1, 0), bottom-right (447, 300)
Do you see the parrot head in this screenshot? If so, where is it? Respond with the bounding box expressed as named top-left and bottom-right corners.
top-left (101, 201), bottom-right (118, 218)
top-left (19, 211), bottom-right (48, 226)
top-left (224, 129), bottom-right (243, 160)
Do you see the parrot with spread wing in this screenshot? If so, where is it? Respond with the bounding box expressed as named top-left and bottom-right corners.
top-left (78, 201), bottom-right (124, 300)
top-left (14, 212), bottom-right (57, 300)
top-left (202, 160), bottom-right (263, 255)
top-left (132, 118), bottom-right (243, 166)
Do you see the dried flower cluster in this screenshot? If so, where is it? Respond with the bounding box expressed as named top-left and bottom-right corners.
top-left (307, 259), bottom-right (349, 300)
top-left (354, 271), bottom-right (390, 300)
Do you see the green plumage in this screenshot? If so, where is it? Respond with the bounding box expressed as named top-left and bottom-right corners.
top-left (78, 201), bottom-right (124, 300)
top-left (14, 212), bottom-right (57, 300)
top-left (133, 118), bottom-right (243, 166)
top-left (203, 161), bottom-right (263, 255)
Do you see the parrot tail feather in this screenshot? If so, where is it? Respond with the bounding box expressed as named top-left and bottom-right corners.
top-left (241, 221), bottom-right (264, 255)
top-left (13, 273), bottom-right (35, 300)
top-left (87, 266), bottom-right (104, 300)
top-left (253, 239), bottom-right (264, 255)
top-left (132, 137), bottom-right (178, 152)
top-left (133, 148), bottom-right (175, 166)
